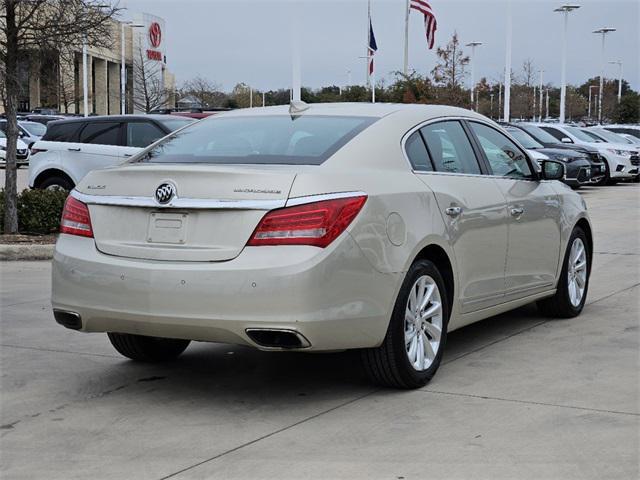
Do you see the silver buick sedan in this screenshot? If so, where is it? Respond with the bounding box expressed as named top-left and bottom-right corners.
top-left (52, 103), bottom-right (592, 388)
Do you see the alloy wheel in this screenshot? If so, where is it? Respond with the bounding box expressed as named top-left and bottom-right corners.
top-left (404, 275), bottom-right (443, 371)
top-left (567, 238), bottom-right (587, 307)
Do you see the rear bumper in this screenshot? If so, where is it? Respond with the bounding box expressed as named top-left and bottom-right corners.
top-left (52, 234), bottom-right (400, 351)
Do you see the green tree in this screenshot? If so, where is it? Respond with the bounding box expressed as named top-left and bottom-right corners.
top-left (430, 32), bottom-right (469, 107)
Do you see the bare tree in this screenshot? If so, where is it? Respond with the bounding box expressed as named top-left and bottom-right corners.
top-left (132, 46), bottom-right (169, 113)
top-left (0, 0), bottom-right (119, 233)
top-left (180, 75), bottom-right (225, 108)
top-left (431, 32), bottom-right (469, 106)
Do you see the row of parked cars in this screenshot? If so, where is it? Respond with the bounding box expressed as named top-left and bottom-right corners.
top-left (1, 109), bottom-right (638, 192)
top-left (502, 123), bottom-right (640, 187)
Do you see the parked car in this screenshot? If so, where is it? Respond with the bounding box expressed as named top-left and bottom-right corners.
top-left (527, 122), bottom-right (638, 184)
top-left (505, 126), bottom-right (594, 188)
top-left (0, 129), bottom-right (30, 167)
top-left (30, 114), bottom-right (195, 190)
top-left (52, 103), bottom-right (592, 389)
top-left (22, 114), bottom-right (67, 125)
top-left (0, 119), bottom-right (47, 149)
top-left (506, 123), bottom-right (606, 185)
top-left (602, 124), bottom-right (640, 140)
top-left (581, 127), bottom-right (640, 182)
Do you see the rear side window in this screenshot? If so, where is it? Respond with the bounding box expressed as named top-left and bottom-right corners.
top-left (135, 115), bottom-right (377, 165)
top-left (127, 122), bottom-right (165, 148)
top-left (541, 127), bottom-right (572, 143)
top-left (42, 122), bottom-right (83, 142)
top-left (405, 131), bottom-right (433, 171)
top-left (79, 122), bottom-right (121, 146)
top-left (420, 121), bottom-right (481, 175)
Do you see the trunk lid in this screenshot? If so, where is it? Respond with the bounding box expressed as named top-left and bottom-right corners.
top-left (78, 164), bottom-right (297, 262)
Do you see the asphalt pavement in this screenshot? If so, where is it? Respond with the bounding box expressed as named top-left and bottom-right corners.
top-left (1, 183), bottom-right (638, 480)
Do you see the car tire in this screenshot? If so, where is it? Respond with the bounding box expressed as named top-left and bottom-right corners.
top-left (361, 259), bottom-right (450, 389)
top-left (537, 227), bottom-right (590, 318)
top-left (39, 176), bottom-right (74, 191)
top-left (107, 332), bottom-right (190, 362)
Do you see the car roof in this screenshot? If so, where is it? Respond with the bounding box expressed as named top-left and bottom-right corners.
top-left (46, 114), bottom-right (176, 126)
top-left (214, 102), bottom-right (486, 121)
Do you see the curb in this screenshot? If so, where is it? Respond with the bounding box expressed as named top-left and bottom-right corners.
top-left (0, 244), bottom-right (54, 261)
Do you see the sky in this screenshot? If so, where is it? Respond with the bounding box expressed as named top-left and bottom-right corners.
top-left (123, 0), bottom-right (639, 92)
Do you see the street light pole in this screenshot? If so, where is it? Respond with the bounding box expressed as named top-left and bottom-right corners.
top-left (593, 27), bottom-right (616, 124)
top-left (608, 60), bottom-right (623, 103)
top-left (538, 69), bottom-right (544, 121)
top-left (554, 4), bottom-right (580, 124)
top-left (466, 41), bottom-right (482, 110)
top-left (121, 21), bottom-right (144, 114)
top-left (82, 37), bottom-right (89, 117)
top-left (490, 93), bottom-right (494, 119)
top-left (503, 0), bottom-right (512, 122)
top-left (588, 85), bottom-right (598, 119)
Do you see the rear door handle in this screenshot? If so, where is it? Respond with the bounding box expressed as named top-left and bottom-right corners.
top-left (123, 153), bottom-right (133, 157)
top-left (510, 207), bottom-right (525, 217)
top-left (67, 147), bottom-right (81, 152)
top-left (445, 207), bottom-right (462, 217)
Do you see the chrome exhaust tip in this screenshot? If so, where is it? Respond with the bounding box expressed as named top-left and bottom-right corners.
top-left (53, 309), bottom-right (82, 330)
top-left (245, 328), bottom-right (311, 350)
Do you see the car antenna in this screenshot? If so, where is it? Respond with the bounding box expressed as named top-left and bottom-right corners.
top-left (289, 100), bottom-right (310, 118)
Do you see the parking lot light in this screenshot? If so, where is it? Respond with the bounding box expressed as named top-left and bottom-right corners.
top-left (554, 4), bottom-right (581, 124)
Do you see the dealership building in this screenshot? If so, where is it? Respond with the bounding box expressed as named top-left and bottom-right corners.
top-left (8, 12), bottom-right (175, 115)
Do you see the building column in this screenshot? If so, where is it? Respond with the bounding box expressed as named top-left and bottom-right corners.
top-left (93, 58), bottom-right (108, 115)
top-left (107, 61), bottom-right (120, 115)
top-left (29, 53), bottom-right (41, 110)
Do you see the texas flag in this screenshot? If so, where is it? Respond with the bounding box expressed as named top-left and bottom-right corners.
top-left (368, 19), bottom-right (378, 75)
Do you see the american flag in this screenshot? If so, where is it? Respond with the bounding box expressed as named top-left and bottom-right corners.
top-left (410, 0), bottom-right (437, 50)
top-left (368, 19), bottom-right (378, 75)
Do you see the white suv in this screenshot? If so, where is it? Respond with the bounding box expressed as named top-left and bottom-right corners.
top-left (29, 115), bottom-right (194, 190)
top-left (0, 129), bottom-right (30, 167)
top-left (530, 123), bottom-right (637, 184)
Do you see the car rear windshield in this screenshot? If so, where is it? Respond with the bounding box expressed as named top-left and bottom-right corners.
top-left (520, 125), bottom-right (561, 144)
top-left (134, 115), bottom-right (377, 165)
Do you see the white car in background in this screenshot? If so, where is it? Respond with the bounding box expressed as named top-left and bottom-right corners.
top-left (530, 123), bottom-right (638, 184)
top-left (52, 103), bottom-right (592, 389)
top-left (29, 115), bottom-right (194, 190)
top-left (0, 129), bottom-right (31, 167)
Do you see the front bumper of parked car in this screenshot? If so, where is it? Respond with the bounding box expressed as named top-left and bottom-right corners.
top-left (52, 234), bottom-right (399, 351)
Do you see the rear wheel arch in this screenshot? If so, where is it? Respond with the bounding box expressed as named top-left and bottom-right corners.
top-left (33, 169), bottom-right (75, 190)
top-left (412, 244), bottom-right (455, 314)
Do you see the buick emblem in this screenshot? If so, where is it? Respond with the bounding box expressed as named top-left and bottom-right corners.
top-left (155, 182), bottom-right (176, 205)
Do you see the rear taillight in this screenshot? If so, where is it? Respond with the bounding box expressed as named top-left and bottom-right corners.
top-left (60, 196), bottom-right (93, 238)
top-left (247, 195), bottom-right (367, 248)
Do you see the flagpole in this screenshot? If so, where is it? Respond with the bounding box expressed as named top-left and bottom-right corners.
top-left (503, 0), bottom-right (512, 122)
top-left (366, 0), bottom-right (371, 89)
top-left (403, 0), bottom-right (410, 75)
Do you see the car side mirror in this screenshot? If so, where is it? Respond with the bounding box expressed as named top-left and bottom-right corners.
top-left (561, 137), bottom-right (573, 144)
top-left (540, 160), bottom-right (565, 181)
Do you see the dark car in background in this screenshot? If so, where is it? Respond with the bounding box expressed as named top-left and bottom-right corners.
top-left (505, 126), bottom-right (595, 188)
top-left (507, 123), bottom-right (607, 185)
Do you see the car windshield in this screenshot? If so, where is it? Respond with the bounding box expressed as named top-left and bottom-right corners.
top-left (507, 128), bottom-right (543, 149)
top-left (20, 122), bottom-right (47, 136)
top-left (590, 128), bottom-right (632, 144)
top-left (136, 115), bottom-right (377, 165)
top-left (158, 118), bottom-right (195, 132)
top-left (520, 125), bottom-right (560, 144)
top-left (565, 126), bottom-right (601, 143)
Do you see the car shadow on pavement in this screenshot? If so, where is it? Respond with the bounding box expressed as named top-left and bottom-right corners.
top-left (101, 304), bottom-right (547, 400)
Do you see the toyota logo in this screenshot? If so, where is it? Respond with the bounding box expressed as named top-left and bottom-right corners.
top-left (155, 182), bottom-right (176, 205)
top-left (149, 22), bottom-right (162, 48)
